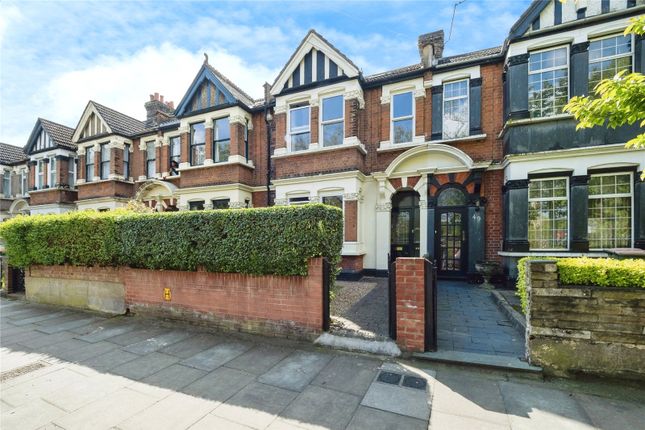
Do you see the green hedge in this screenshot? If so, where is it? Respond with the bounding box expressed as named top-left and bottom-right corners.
top-left (516, 256), bottom-right (645, 313)
top-left (0, 204), bottom-right (343, 276)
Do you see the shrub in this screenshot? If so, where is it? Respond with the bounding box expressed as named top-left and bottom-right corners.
top-left (0, 204), bottom-right (343, 277)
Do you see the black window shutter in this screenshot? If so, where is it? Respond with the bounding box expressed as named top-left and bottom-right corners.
top-left (431, 86), bottom-right (443, 140)
top-left (469, 78), bottom-right (482, 135)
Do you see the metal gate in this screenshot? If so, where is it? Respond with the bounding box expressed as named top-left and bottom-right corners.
top-left (424, 258), bottom-right (438, 351)
top-left (322, 258), bottom-right (331, 331)
top-left (388, 258), bottom-right (397, 340)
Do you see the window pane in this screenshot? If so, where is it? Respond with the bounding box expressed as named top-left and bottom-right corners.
top-left (322, 96), bottom-right (343, 121)
top-left (290, 107), bottom-right (310, 131)
top-left (393, 118), bottom-right (413, 144)
top-left (322, 195), bottom-right (343, 209)
top-left (529, 48), bottom-right (569, 118)
top-left (443, 97), bottom-right (468, 139)
top-left (588, 174), bottom-right (632, 248)
top-left (146, 142), bottom-right (155, 159)
top-left (323, 122), bottom-right (344, 147)
top-left (291, 132), bottom-right (310, 151)
top-left (191, 123), bottom-right (205, 145)
top-left (437, 188), bottom-right (467, 206)
top-left (215, 117), bottom-right (230, 140)
top-left (528, 178), bottom-right (568, 249)
top-left (191, 144), bottom-right (205, 166)
top-left (392, 92), bottom-right (413, 119)
top-left (189, 201), bottom-right (204, 211)
top-left (170, 137), bottom-right (180, 157)
top-left (215, 140), bottom-right (230, 163)
top-left (212, 199), bottom-right (230, 210)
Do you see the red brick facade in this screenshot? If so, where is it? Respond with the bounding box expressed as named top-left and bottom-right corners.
top-left (395, 258), bottom-right (426, 352)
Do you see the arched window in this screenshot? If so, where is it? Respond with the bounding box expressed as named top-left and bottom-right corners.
top-left (437, 186), bottom-right (467, 207)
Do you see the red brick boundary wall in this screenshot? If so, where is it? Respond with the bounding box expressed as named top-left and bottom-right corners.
top-left (25, 258), bottom-right (325, 339)
top-left (395, 258), bottom-right (426, 352)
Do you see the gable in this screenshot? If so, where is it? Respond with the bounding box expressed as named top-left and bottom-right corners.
top-left (25, 118), bottom-right (75, 155)
top-left (73, 103), bottom-right (112, 142)
top-left (174, 65), bottom-right (242, 117)
top-left (28, 127), bottom-right (54, 154)
top-left (271, 30), bottom-right (360, 96)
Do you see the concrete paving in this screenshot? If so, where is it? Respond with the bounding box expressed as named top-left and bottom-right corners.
top-left (2, 297), bottom-right (645, 430)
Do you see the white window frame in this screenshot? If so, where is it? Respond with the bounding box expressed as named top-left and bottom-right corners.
top-left (213, 116), bottom-right (231, 163)
top-left (390, 90), bottom-right (415, 144)
top-left (528, 45), bottom-right (570, 118)
top-left (588, 33), bottom-right (634, 91)
top-left (588, 172), bottom-right (634, 250)
top-left (20, 169), bottom-right (27, 196)
top-left (49, 156), bottom-right (57, 188)
top-left (528, 176), bottom-right (570, 251)
top-left (37, 159), bottom-right (45, 189)
top-left (320, 94), bottom-right (344, 147)
top-left (100, 143), bottom-right (110, 180)
top-left (68, 157), bottom-right (76, 188)
top-left (288, 194), bottom-right (310, 205)
top-left (85, 146), bottom-right (95, 183)
top-left (442, 79), bottom-right (470, 140)
top-left (146, 141), bottom-right (156, 178)
top-left (288, 105), bottom-right (311, 152)
top-left (2, 170), bottom-right (10, 198)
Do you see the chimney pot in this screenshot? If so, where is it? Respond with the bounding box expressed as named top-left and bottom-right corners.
top-left (149, 94), bottom-right (154, 101)
top-left (160, 95), bottom-right (164, 103)
top-left (154, 92), bottom-right (159, 100)
top-left (418, 30), bottom-right (445, 67)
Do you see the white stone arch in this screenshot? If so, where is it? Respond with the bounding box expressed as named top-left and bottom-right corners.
top-left (8, 199), bottom-right (30, 216)
top-left (384, 143), bottom-right (474, 178)
top-left (135, 180), bottom-right (178, 212)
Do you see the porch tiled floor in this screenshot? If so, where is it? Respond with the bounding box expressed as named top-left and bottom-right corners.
top-left (437, 281), bottom-right (525, 358)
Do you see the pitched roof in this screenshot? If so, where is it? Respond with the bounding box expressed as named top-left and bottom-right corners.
top-left (0, 142), bottom-right (28, 165)
top-left (205, 64), bottom-right (255, 107)
top-left (364, 63), bottom-right (424, 83)
top-left (91, 101), bottom-right (148, 136)
top-left (436, 46), bottom-right (504, 66)
top-left (39, 118), bottom-right (75, 150)
top-left (508, 0), bottom-right (550, 40)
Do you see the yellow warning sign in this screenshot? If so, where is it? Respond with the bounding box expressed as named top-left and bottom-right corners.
top-left (163, 287), bottom-right (171, 301)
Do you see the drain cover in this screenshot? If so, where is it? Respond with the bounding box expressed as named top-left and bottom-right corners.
top-left (402, 375), bottom-right (427, 390)
top-left (377, 371), bottom-right (402, 385)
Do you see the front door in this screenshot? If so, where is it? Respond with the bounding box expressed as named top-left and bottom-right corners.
top-left (390, 191), bottom-right (420, 260)
top-left (436, 207), bottom-right (467, 277)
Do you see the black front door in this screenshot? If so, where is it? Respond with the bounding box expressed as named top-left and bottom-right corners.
top-left (436, 207), bottom-right (467, 277)
top-left (390, 191), bottom-right (420, 259)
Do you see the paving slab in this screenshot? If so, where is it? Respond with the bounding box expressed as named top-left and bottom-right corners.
top-left (1, 367), bottom-right (89, 408)
top-left (429, 410), bottom-right (510, 430)
top-left (212, 382), bottom-right (298, 429)
top-left (160, 333), bottom-right (222, 358)
top-left (574, 393), bottom-right (645, 430)
top-left (40, 372), bottom-right (124, 412)
top-left (311, 355), bottom-right (381, 397)
top-left (78, 347), bottom-right (140, 372)
top-left (118, 391), bottom-right (218, 430)
top-left (52, 387), bottom-right (158, 430)
top-left (0, 398), bottom-right (67, 430)
top-left (182, 366), bottom-right (255, 403)
top-left (36, 316), bottom-right (101, 334)
top-left (279, 385), bottom-right (361, 430)
top-left (224, 344), bottom-right (292, 375)
top-left (181, 341), bottom-right (251, 371)
top-left (361, 380), bottom-right (430, 421)
top-left (16, 331), bottom-right (77, 349)
top-left (52, 340), bottom-right (118, 363)
top-left (8, 311), bottom-right (70, 326)
top-left (346, 405), bottom-right (427, 430)
top-left (189, 414), bottom-right (254, 430)
top-left (141, 363), bottom-right (207, 391)
top-left (73, 322), bottom-right (136, 342)
top-left (123, 329), bottom-right (193, 355)
top-left (499, 381), bottom-right (595, 429)
top-left (111, 352), bottom-right (179, 381)
top-left (105, 325), bottom-right (167, 346)
top-left (258, 350), bottom-right (332, 392)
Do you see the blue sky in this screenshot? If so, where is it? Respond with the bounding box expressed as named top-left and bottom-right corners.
top-left (0, 0), bottom-right (532, 146)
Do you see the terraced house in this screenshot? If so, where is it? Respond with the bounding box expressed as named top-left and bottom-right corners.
top-left (5, 0), bottom-right (645, 280)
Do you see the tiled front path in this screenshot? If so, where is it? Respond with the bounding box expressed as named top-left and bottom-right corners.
top-left (437, 281), bottom-right (525, 358)
top-left (2, 297), bottom-right (645, 430)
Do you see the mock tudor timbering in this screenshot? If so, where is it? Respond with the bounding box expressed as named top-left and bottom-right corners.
top-left (5, 0), bottom-right (644, 280)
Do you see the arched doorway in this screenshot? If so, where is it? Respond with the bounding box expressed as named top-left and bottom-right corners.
top-left (390, 190), bottom-right (420, 259)
top-left (435, 185), bottom-right (468, 277)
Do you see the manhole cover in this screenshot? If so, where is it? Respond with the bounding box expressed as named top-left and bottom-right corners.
top-left (402, 375), bottom-right (427, 390)
top-left (377, 371), bottom-right (402, 385)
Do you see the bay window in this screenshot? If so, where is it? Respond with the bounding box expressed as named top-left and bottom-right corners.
top-left (100, 143), bottom-right (110, 180)
top-left (289, 105), bottom-right (310, 151)
top-left (589, 34), bottom-right (632, 92)
top-left (528, 177), bottom-right (569, 250)
top-left (443, 80), bottom-right (469, 139)
top-left (528, 47), bottom-right (568, 118)
top-left (392, 91), bottom-right (413, 144)
top-left (85, 147), bottom-right (94, 183)
top-left (190, 122), bottom-right (205, 166)
top-left (588, 173), bottom-right (632, 249)
top-left (146, 141), bottom-right (156, 178)
top-left (213, 117), bottom-right (230, 163)
top-left (321, 95), bottom-right (344, 147)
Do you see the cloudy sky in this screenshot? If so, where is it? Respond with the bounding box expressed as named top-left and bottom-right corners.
top-left (0, 0), bottom-right (531, 147)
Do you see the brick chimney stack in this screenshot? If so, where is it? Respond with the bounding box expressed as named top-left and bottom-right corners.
top-left (144, 93), bottom-right (175, 128)
top-left (418, 30), bottom-right (445, 67)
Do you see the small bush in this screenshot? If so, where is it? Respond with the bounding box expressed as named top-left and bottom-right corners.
top-left (0, 204), bottom-right (343, 277)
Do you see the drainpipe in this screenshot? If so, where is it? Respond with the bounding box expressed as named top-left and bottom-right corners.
top-left (263, 82), bottom-right (273, 207)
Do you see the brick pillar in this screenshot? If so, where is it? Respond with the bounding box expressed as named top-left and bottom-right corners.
top-left (344, 98), bottom-right (358, 138)
top-left (155, 143), bottom-right (161, 177)
top-left (28, 161), bottom-right (36, 190)
top-left (42, 159), bottom-right (49, 188)
top-left (58, 156), bottom-right (69, 187)
top-left (204, 126), bottom-right (213, 161)
top-left (159, 142), bottom-right (169, 176)
top-left (180, 132), bottom-right (190, 164)
top-left (230, 122), bottom-right (245, 157)
top-left (77, 156), bottom-right (85, 181)
top-left (112, 147), bottom-right (124, 177)
top-left (274, 112), bottom-right (287, 150)
top-left (395, 258), bottom-right (426, 352)
top-left (415, 95), bottom-right (425, 137)
top-left (380, 102), bottom-right (390, 142)
top-left (94, 146), bottom-right (101, 180)
top-left (310, 106), bottom-right (319, 145)
top-left (344, 200), bottom-right (358, 242)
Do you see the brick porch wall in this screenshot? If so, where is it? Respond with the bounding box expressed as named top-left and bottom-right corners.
top-left (395, 258), bottom-right (426, 352)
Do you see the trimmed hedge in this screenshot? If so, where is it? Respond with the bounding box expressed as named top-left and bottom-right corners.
top-left (0, 204), bottom-right (343, 276)
top-left (516, 256), bottom-right (645, 313)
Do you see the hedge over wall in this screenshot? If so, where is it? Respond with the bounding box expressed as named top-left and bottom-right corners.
top-left (0, 204), bottom-right (343, 276)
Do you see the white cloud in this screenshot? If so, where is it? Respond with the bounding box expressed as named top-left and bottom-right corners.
top-left (0, 4), bottom-right (22, 49)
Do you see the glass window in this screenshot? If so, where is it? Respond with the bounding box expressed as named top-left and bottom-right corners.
top-left (321, 95), bottom-right (344, 147)
top-left (392, 92), bottom-right (413, 144)
top-left (289, 105), bottom-right (310, 151)
top-left (123, 144), bottom-right (130, 180)
top-left (49, 156), bottom-right (56, 187)
top-left (322, 195), bottom-right (343, 209)
top-left (589, 34), bottom-right (632, 92)
top-left (145, 141), bottom-right (156, 178)
top-left (2, 170), bottom-right (10, 198)
top-left (68, 157), bottom-right (76, 188)
top-left (21, 170), bottom-right (27, 195)
top-left (244, 120), bottom-right (249, 161)
top-left (437, 187), bottom-right (467, 206)
top-left (289, 196), bottom-right (310, 205)
top-left (212, 198), bottom-right (230, 210)
top-left (214, 117), bottom-right (230, 163)
top-left (190, 122), bottom-right (206, 166)
top-left (169, 137), bottom-right (180, 175)
top-left (528, 47), bottom-right (569, 118)
top-left (443, 80), bottom-right (469, 139)
top-left (85, 147), bottom-right (94, 183)
top-left (100, 143), bottom-right (110, 180)
top-left (588, 173), bottom-right (632, 249)
top-left (189, 200), bottom-right (204, 211)
top-left (528, 177), bottom-right (569, 250)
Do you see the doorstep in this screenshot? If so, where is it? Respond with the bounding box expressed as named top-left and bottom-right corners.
top-left (413, 350), bottom-right (543, 374)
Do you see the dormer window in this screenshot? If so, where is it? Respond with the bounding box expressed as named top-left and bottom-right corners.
top-left (528, 47), bottom-right (569, 118)
top-left (589, 34), bottom-right (632, 92)
top-left (289, 104), bottom-right (310, 151)
top-left (443, 80), bottom-right (469, 139)
top-left (392, 91), bottom-right (413, 144)
top-left (321, 95), bottom-right (344, 147)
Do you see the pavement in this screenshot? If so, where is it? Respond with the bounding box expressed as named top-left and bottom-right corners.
top-left (2, 297), bottom-right (645, 430)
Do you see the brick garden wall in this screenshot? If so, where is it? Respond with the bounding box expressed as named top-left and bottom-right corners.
top-left (395, 258), bottom-right (426, 352)
top-left (526, 260), bottom-right (645, 380)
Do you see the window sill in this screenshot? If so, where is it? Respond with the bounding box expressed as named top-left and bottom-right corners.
top-left (28, 186), bottom-right (77, 193)
top-left (178, 157), bottom-right (255, 171)
top-left (498, 251), bottom-right (609, 258)
top-left (500, 113), bottom-right (574, 138)
top-left (377, 134), bottom-right (487, 152)
top-left (78, 178), bottom-right (133, 186)
top-left (272, 139), bottom-right (366, 159)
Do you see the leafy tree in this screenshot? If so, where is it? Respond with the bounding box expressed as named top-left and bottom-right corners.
top-left (564, 16), bottom-right (645, 172)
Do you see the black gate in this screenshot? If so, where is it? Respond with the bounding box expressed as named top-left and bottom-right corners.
top-left (424, 258), bottom-right (438, 351)
top-left (322, 258), bottom-right (331, 331)
top-left (388, 258), bottom-right (397, 340)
